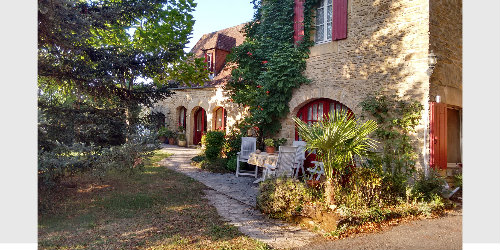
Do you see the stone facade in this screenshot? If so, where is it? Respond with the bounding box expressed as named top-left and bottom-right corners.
top-left (154, 0), bottom-right (462, 171)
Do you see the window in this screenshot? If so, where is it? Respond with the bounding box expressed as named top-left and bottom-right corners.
top-left (214, 107), bottom-right (227, 131)
top-left (207, 53), bottom-right (213, 72)
top-left (315, 0), bottom-right (332, 44)
top-left (178, 107), bottom-right (186, 131)
top-left (296, 98), bottom-right (352, 139)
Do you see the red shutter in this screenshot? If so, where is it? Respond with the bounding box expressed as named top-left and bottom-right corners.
top-left (429, 102), bottom-right (447, 170)
top-left (332, 0), bottom-right (348, 40)
top-left (293, 0), bottom-right (305, 44)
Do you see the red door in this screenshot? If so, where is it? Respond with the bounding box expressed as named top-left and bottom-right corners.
top-left (193, 108), bottom-right (207, 145)
top-left (430, 102), bottom-right (447, 169)
top-left (295, 99), bottom-right (353, 170)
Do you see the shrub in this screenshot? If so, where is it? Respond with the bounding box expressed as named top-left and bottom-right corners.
top-left (157, 127), bottom-right (169, 137)
top-left (410, 170), bottom-right (446, 201)
top-left (453, 173), bottom-right (462, 189)
top-left (257, 177), bottom-right (312, 219)
top-left (331, 167), bottom-right (384, 209)
top-left (203, 131), bottom-right (226, 161)
top-left (191, 155), bottom-right (206, 163)
top-left (223, 129), bottom-right (242, 159)
top-left (226, 155), bottom-right (238, 172)
top-left (199, 158), bottom-right (229, 173)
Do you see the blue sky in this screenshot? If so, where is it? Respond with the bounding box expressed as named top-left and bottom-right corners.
top-left (184, 0), bottom-right (256, 52)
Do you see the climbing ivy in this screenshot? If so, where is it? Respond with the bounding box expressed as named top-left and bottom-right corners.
top-left (226, 0), bottom-right (319, 137)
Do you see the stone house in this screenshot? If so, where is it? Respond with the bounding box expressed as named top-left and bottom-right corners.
top-left (152, 0), bottom-right (462, 178)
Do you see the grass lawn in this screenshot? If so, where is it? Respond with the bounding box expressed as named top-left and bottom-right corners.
top-left (38, 150), bottom-right (269, 250)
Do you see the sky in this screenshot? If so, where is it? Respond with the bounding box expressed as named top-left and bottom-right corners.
top-left (184, 0), bottom-right (256, 52)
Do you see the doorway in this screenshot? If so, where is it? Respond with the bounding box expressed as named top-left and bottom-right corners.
top-left (193, 107), bottom-right (207, 145)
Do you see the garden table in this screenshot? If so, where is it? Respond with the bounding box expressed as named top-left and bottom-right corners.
top-left (247, 152), bottom-right (278, 183)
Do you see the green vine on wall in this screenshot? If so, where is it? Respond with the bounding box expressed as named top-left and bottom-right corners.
top-left (226, 0), bottom-right (319, 137)
top-left (360, 94), bottom-right (424, 198)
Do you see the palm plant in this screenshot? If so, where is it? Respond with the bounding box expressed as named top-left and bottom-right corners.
top-left (293, 110), bottom-right (379, 205)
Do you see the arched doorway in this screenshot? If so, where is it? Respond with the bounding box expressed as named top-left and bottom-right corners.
top-left (295, 98), bottom-right (353, 169)
top-left (193, 107), bottom-right (207, 145)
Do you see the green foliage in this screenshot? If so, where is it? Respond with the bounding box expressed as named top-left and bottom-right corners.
top-left (257, 177), bottom-right (313, 219)
top-left (226, 0), bottom-right (319, 137)
top-left (293, 110), bottom-right (378, 180)
top-left (203, 131), bottom-right (226, 161)
top-left (157, 127), bottom-right (170, 137)
top-left (360, 94), bottom-right (423, 181)
top-left (39, 0), bottom-right (199, 106)
top-left (331, 167), bottom-right (384, 209)
top-left (198, 158), bottom-right (229, 173)
top-left (453, 173), bottom-right (462, 189)
top-left (178, 133), bottom-right (186, 141)
top-left (264, 138), bottom-right (274, 147)
top-left (191, 155), bottom-right (206, 163)
top-left (38, 134), bottom-right (159, 186)
top-left (410, 170), bottom-right (446, 201)
top-left (223, 129), bottom-right (243, 159)
top-left (226, 156), bottom-right (238, 172)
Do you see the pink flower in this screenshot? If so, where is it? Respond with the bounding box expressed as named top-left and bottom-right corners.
top-left (257, 85), bottom-right (262, 88)
top-left (247, 52), bottom-right (253, 56)
top-left (266, 91), bottom-right (270, 94)
top-left (262, 60), bottom-right (268, 64)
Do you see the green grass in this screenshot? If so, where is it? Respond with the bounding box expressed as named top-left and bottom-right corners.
top-left (39, 150), bottom-right (267, 250)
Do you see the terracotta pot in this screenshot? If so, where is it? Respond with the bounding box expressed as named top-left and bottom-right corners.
top-left (168, 138), bottom-right (175, 145)
top-left (265, 146), bottom-right (275, 154)
top-left (159, 136), bottom-right (167, 143)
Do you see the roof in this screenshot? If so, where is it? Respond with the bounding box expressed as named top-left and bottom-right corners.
top-left (190, 23), bottom-right (246, 59)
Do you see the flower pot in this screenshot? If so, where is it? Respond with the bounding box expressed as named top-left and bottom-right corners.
top-left (178, 140), bottom-right (186, 147)
top-left (168, 138), bottom-right (175, 145)
top-left (265, 146), bottom-right (275, 154)
top-left (159, 136), bottom-right (167, 143)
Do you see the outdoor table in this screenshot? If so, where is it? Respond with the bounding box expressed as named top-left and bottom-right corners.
top-left (247, 152), bottom-right (278, 183)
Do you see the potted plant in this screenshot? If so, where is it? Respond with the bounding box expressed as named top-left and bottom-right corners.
top-left (264, 138), bottom-right (275, 154)
top-left (158, 127), bottom-right (169, 143)
top-left (168, 131), bottom-right (177, 145)
top-left (177, 133), bottom-right (187, 147)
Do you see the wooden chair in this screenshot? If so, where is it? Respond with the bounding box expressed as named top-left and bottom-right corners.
top-left (263, 146), bottom-right (297, 180)
top-left (235, 137), bottom-right (257, 177)
top-left (292, 141), bottom-right (307, 178)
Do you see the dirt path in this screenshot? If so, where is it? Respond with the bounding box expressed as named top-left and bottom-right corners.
top-left (158, 145), bottom-right (318, 249)
top-left (295, 210), bottom-right (462, 250)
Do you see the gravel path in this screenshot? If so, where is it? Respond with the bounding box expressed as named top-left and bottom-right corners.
top-left (158, 145), bottom-right (318, 249)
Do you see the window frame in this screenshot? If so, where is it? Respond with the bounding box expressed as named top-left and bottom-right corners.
top-left (178, 107), bottom-right (187, 131)
top-left (214, 107), bottom-right (227, 131)
top-left (315, 0), bottom-right (333, 44)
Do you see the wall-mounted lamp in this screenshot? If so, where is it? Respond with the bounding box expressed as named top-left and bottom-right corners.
top-left (436, 95), bottom-right (441, 103)
top-left (427, 51), bottom-right (438, 76)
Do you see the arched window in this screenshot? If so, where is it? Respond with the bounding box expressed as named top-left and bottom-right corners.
top-left (214, 107), bottom-right (227, 131)
top-left (178, 107), bottom-right (187, 131)
top-left (296, 98), bottom-right (353, 139)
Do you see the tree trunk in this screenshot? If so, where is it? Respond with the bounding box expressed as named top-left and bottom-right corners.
top-left (325, 178), bottom-right (335, 206)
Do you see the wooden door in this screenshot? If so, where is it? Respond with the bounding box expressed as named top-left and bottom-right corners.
top-left (193, 108), bottom-right (207, 145)
top-left (430, 102), bottom-right (448, 169)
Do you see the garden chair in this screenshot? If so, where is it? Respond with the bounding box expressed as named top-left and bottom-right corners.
top-left (292, 141), bottom-right (306, 178)
top-left (307, 161), bottom-right (325, 181)
top-left (262, 146), bottom-right (297, 180)
top-left (235, 137), bottom-right (257, 178)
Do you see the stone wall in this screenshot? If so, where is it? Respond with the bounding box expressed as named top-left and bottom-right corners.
top-left (277, 0), bottom-right (432, 169)
top-left (429, 0), bottom-right (462, 107)
top-left (152, 87), bottom-right (247, 146)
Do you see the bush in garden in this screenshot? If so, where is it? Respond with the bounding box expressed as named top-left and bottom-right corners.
top-left (223, 129), bottom-right (243, 159)
top-left (257, 177), bottom-right (312, 219)
top-left (38, 133), bottom-right (159, 187)
top-left (410, 169), bottom-right (446, 201)
top-left (331, 167), bottom-right (384, 209)
top-left (203, 131), bottom-right (226, 161)
top-left (226, 155), bottom-right (238, 172)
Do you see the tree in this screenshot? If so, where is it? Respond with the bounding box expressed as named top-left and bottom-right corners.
top-left (38, 0), bottom-right (201, 107)
top-left (293, 111), bottom-right (378, 205)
